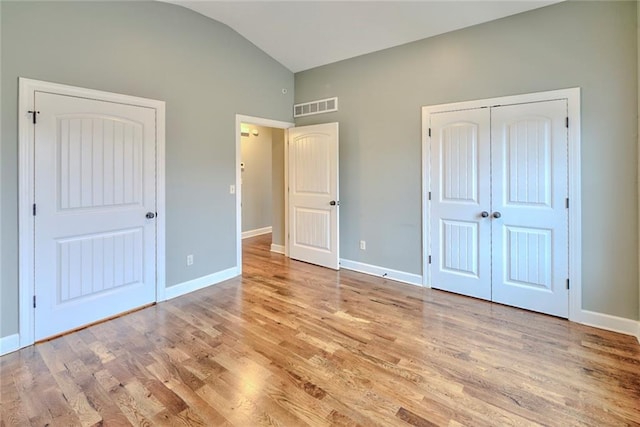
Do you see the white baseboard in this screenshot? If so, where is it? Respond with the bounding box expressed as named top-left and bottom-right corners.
top-left (578, 310), bottom-right (640, 343)
top-left (165, 267), bottom-right (240, 300)
top-left (242, 226), bottom-right (272, 239)
top-left (0, 333), bottom-right (20, 356)
top-left (337, 261), bottom-right (638, 344)
top-left (270, 244), bottom-right (285, 254)
top-left (339, 259), bottom-right (423, 287)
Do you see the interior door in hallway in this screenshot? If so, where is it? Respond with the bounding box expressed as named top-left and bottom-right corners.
top-left (288, 123), bottom-right (339, 269)
top-left (34, 92), bottom-right (158, 340)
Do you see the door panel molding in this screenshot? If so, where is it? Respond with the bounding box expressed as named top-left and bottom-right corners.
top-left (422, 88), bottom-right (581, 321)
top-left (18, 78), bottom-right (165, 348)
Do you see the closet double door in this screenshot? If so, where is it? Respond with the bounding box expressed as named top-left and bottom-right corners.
top-left (429, 100), bottom-right (569, 318)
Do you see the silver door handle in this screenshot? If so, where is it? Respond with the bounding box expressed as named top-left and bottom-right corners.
top-left (492, 212), bottom-right (501, 219)
top-left (481, 211), bottom-right (489, 218)
top-left (146, 212), bottom-right (156, 219)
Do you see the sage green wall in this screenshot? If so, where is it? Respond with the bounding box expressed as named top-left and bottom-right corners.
top-left (241, 125), bottom-right (273, 232)
top-left (0, 1), bottom-right (293, 337)
top-left (0, 1), bottom-right (4, 337)
top-left (295, 0), bottom-right (639, 320)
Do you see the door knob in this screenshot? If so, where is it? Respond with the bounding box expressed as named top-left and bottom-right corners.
top-left (481, 211), bottom-right (489, 218)
top-left (146, 212), bottom-right (156, 219)
top-left (329, 200), bottom-right (339, 206)
top-left (492, 212), bottom-right (501, 219)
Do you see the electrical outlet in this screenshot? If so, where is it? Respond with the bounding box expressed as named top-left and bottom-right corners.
top-left (186, 254), bottom-right (194, 266)
top-left (359, 240), bottom-right (366, 250)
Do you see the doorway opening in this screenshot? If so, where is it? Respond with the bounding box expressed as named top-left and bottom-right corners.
top-left (235, 115), bottom-right (294, 272)
top-left (235, 116), bottom-right (341, 272)
top-left (240, 123), bottom-right (285, 251)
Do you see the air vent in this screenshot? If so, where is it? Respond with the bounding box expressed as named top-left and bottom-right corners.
top-left (294, 97), bottom-right (338, 118)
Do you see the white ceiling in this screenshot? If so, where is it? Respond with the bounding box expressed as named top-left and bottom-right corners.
top-left (165, 1), bottom-right (561, 73)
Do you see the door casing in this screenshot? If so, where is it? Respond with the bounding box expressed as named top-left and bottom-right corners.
top-left (18, 78), bottom-right (166, 348)
top-left (422, 88), bottom-right (581, 321)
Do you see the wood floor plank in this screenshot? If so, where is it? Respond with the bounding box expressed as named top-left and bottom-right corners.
top-left (1, 233), bottom-right (639, 426)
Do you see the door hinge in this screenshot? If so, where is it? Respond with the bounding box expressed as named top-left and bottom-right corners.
top-left (566, 278), bottom-right (570, 290)
top-left (565, 117), bottom-right (569, 128)
top-left (428, 255), bottom-right (432, 264)
top-left (428, 191), bottom-right (431, 201)
top-left (33, 295), bottom-right (36, 308)
top-left (28, 110), bottom-right (40, 124)
top-left (32, 203), bottom-right (36, 216)
top-left (566, 198), bottom-right (569, 209)
top-left (428, 128), bottom-right (431, 137)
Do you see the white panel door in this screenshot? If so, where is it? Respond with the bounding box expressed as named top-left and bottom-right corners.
top-left (491, 100), bottom-right (569, 317)
top-left (288, 123), bottom-right (339, 270)
top-left (430, 108), bottom-right (492, 300)
top-left (34, 92), bottom-right (157, 340)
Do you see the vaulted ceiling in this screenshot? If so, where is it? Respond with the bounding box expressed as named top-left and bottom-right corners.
top-left (165, 1), bottom-right (561, 72)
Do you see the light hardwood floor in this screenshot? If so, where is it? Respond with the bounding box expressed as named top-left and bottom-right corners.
top-left (1, 234), bottom-right (639, 426)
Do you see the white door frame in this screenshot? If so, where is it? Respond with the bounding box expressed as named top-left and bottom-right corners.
top-left (422, 88), bottom-right (582, 321)
top-left (235, 115), bottom-right (294, 272)
top-left (18, 78), bottom-right (166, 348)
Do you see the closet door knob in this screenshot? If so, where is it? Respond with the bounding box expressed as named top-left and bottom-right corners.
top-left (492, 212), bottom-right (501, 219)
top-left (481, 211), bottom-right (489, 218)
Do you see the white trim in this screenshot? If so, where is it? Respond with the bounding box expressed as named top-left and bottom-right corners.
top-left (270, 244), bottom-right (285, 254)
top-left (422, 88), bottom-right (581, 321)
top-left (242, 226), bottom-right (272, 239)
top-left (284, 130), bottom-right (290, 258)
top-left (164, 267), bottom-right (239, 300)
top-left (340, 259), bottom-right (423, 287)
top-left (18, 78), bottom-right (166, 348)
top-left (0, 334), bottom-right (20, 356)
top-left (421, 105), bottom-right (431, 288)
top-left (577, 310), bottom-right (640, 341)
top-left (155, 102), bottom-right (167, 302)
top-left (235, 115), bottom-right (294, 274)
top-left (18, 79), bottom-right (34, 347)
top-left (566, 90), bottom-right (582, 323)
